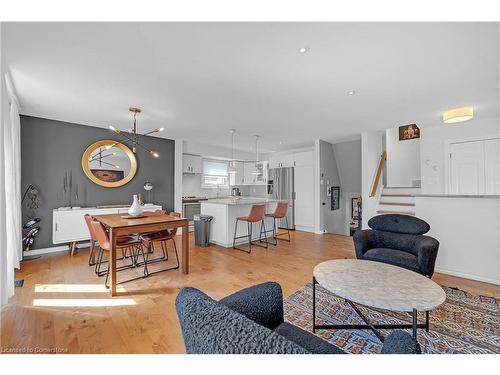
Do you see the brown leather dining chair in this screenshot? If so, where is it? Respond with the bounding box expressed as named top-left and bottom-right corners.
top-left (90, 220), bottom-right (147, 287)
top-left (84, 213), bottom-right (136, 275)
top-left (265, 201), bottom-right (291, 245)
top-left (232, 204), bottom-right (269, 253)
top-left (135, 210), bottom-right (181, 276)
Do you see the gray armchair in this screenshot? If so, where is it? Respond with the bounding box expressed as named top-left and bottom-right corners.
top-left (175, 281), bottom-right (421, 354)
top-left (354, 214), bottom-right (439, 277)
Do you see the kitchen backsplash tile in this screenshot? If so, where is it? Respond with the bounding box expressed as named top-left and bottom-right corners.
top-left (182, 174), bottom-right (267, 198)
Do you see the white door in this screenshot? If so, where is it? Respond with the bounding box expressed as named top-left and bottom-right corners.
top-left (450, 141), bottom-right (485, 195)
top-left (294, 165), bottom-right (314, 228)
top-left (484, 138), bottom-right (500, 195)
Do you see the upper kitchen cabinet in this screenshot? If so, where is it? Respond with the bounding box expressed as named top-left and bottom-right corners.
top-left (229, 161), bottom-right (245, 186)
top-left (269, 150), bottom-right (314, 168)
top-left (242, 161), bottom-right (268, 185)
top-left (183, 154), bottom-right (202, 174)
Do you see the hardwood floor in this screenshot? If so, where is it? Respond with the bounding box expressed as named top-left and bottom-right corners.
top-left (1, 231), bottom-right (498, 353)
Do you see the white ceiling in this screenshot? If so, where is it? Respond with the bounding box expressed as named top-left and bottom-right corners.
top-left (3, 22), bottom-right (499, 152)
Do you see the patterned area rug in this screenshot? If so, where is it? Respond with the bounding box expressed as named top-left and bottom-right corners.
top-left (283, 283), bottom-right (499, 354)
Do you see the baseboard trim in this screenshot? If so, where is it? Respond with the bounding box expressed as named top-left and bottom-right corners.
top-left (434, 267), bottom-right (500, 286)
top-left (23, 242), bottom-right (91, 257)
top-left (295, 225), bottom-right (315, 233)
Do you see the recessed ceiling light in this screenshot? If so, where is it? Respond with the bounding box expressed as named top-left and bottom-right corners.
top-left (348, 90), bottom-right (356, 96)
top-left (298, 47), bottom-right (308, 54)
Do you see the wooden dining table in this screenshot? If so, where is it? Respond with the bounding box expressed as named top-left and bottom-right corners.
top-left (92, 212), bottom-right (190, 296)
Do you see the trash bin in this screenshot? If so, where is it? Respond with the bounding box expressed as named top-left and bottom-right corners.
top-left (193, 214), bottom-right (213, 247)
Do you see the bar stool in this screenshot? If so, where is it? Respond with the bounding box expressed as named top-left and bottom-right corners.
top-left (265, 201), bottom-right (291, 245)
top-left (232, 204), bottom-right (268, 253)
top-left (90, 220), bottom-right (148, 288)
top-left (135, 211), bottom-right (181, 276)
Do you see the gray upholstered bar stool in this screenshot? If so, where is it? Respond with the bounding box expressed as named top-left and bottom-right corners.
top-left (232, 204), bottom-right (269, 253)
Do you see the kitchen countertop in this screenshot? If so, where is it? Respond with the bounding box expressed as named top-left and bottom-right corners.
top-left (202, 197), bottom-right (279, 205)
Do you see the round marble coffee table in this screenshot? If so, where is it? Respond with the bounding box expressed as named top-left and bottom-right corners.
top-left (312, 259), bottom-right (446, 341)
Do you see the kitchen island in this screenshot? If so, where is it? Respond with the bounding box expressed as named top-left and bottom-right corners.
top-left (201, 197), bottom-right (279, 247)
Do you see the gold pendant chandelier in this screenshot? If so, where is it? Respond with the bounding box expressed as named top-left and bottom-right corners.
top-left (108, 107), bottom-right (164, 158)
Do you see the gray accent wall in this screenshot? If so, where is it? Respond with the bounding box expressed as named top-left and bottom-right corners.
top-left (21, 115), bottom-right (175, 250)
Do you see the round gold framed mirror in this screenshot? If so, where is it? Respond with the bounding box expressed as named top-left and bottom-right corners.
top-left (82, 140), bottom-right (137, 188)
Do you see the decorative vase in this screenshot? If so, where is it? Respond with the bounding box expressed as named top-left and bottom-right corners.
top-left (128, 194), bottom-right (143, 216)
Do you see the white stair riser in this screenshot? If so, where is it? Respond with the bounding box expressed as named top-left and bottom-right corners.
top-left (377, 204), bottom-right (415, 213)
top-left (377, 211), bottom-right (415, 216)
top-left (380, 196), bottom-right (415, 204)
top-left (382, 188), bottom-right (421, 195)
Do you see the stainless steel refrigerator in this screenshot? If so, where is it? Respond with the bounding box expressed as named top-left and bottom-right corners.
top-left (267, 167), bottom-right (295, 229)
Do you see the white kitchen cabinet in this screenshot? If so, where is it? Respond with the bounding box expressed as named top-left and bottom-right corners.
top-left (243, 162), bottom-right (257, 184)
top-left (229, 161), bottom-right (245, 186)
top-left (183, 154), bottom-right (202, 174)
top-left (280, 154), bottom-right (295, 168)
top-left (293, 150), bottom-right (314, 167)
top-left (268, 154), bottom-right (280, 169)
top-left (294, 164), bottom-right (315, 229)
top-left (242, 162), bottom-right (268, 185)
top-left (53, 205), bottom-right (162, 245)
top-left (201, 200), bottom-right (276, 247)
top-left (268, 150), bottom-right (313, 168)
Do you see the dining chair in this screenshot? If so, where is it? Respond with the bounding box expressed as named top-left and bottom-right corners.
top-left (135, 211), bottom-right (181, 276)
top-left (84, 214), bottom-right (136, 276)
top-left (90, 220), bottom-right (147, 287)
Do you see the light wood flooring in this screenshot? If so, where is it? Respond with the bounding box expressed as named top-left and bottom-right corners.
top-left (1, 231), bottom-right (498, 353)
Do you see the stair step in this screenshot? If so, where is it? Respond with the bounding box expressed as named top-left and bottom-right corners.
top-left (377, 210), bottom-right (415, 216)
top-left (379, 202), bottom-right (415, 206)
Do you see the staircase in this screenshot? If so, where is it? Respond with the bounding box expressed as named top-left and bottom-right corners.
top-left (377, 187), bottom-right (420, 216)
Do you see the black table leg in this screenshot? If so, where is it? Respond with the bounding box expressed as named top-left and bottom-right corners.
top-left (412, 308), bottom-right (418, 339)
top-left (425, 310), bottom-right (429, 332)
top-left (312, 277), bottom-right (316, 333)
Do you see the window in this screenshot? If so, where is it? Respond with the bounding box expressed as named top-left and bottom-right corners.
top-left (202, 159), bottom-right (228, 188)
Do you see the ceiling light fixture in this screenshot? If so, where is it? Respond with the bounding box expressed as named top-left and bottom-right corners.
top-left (108, 107), bottom-right (163, 157)
top-left (348, 90), bottom-right (356, 96)
top-left (442, 106), bottom-right (474, 124)
top-left (298, 47), bottom-right (308, 54)
top-left (228, 129), bottom-right (237, 174)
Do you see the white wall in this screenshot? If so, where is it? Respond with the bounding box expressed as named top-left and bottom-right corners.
top-left (361, 131), bottom-right (384, 229)
top-left (386, 127), bottom-right (421, 187)
top-left (420, 118), bottom-right (500, 194)
top-left (416, 196), bottom-right (500, 285)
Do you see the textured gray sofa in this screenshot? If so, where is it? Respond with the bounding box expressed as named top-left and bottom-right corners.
top-left (175, 281), bottom-right (421, 354)
top-left (354, 214), bottom-right (439, 277)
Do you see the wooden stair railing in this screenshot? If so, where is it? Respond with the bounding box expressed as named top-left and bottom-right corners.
top-left (369, 150), bottom-right (387, 197)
